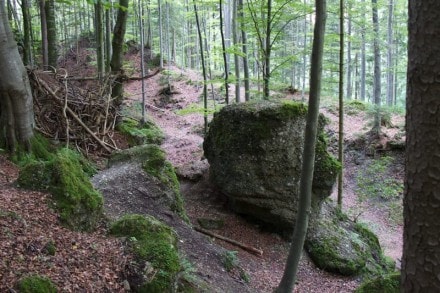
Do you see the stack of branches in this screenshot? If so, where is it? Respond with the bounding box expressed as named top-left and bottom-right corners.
top-left (29, 69), bottom-right (119, 156)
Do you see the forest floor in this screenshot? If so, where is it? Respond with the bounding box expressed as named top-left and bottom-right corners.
top-left (0, 47), bottom-right (404, 292)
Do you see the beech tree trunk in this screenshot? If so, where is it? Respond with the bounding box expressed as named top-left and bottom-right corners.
top-left (39, 0), bottom-right (48, 67)
top-left (275, 0), bottom-right (327, 291)
top-left (219, 0), bottom-right (229, 104)
top-left (21, 0), bottom-right (33, 66)
top-left (110, 0), bottom-right (129, 108)
top-left (371, 0), bottom-right (381, 133)
top-left (0, 0), bottom-right (34, 152)
top-left (94, 0), bottom-right (105, 78)
top-left (45, 0), bottom-right (57, 68)
top-left (402, 1), bottom-right (440, 291)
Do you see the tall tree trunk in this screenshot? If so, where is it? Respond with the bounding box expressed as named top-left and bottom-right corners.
top-left (371, 0), bottom-right (381, 134)
top-left (263, 0), bottom-right (272, 99)
top-left (346, 8), bottom-right (352, 100)
top-left (275, 0), bottom-right (327, 291)
top-left (105, 6), bottom-right (112, 72)
top-left (403, 1), bottom-right (440, 291)
top-left (21, 0), bottom-right (33, 66)
top-left (193, 1), bottom-right (208, 134)
top-left (337, 0), bottom-right (344, 208)
top-left (386, 0), bottom-right (394, 106)
top-left (45, 0), bottom-right (57, 68)
top-left (219, 0), bottom-right (229, 104)
top-left (301, 4), bottom-right (307, 102)
top-left (110, 0), bottom-right (129, 108)
top-left (94, 0), bottom-right (105, 78)
top-left (95, 0), bottom-right (105, 78)
top-left (158, 0), bottom-right (163, 68)
top-left (360, 0), bottom-right (366, 102)
top-left (39, 0), bottom-right (48, 67)
top-left (232, 0), bottom-right (240, 103)
top-left (238, 0), bottom-right (250, 101)
top-left (0, 0), bottom-right (34, 152)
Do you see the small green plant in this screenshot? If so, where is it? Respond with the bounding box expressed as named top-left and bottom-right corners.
top-left (356, 156), bottom-right (403, 201)
top-left (16, 275), bottom-right (57, 293)
top-left (222, 250), bottom-right (239, 272)
top-left (388, 200), bottom-right (403, 226)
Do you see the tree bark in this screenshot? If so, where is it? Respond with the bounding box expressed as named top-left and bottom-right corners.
top-left (94, 0), bottom-right (105, 78)
top-left (238, 0), bottom-right (250, 101)
top-left (219, 0), bottom-right (229, 104)
top-left (110, 0), bottom-right (129, 108)
top-left (263, 0), bottom-right (272, 99)
top-left (371, 0), bottom-right (381, 134)
top-left (0, 0), bottom-right (34, 152)
top-left (337, 0), bottom-right (344, 208)
top-left (232, 0), bottom-right (240, 103)
top-left (402, 1), bottom-right (440, 291)
top-left (21, 0), bottom-right (33, 66)
top-left (39, 0), bottom-right (48, 67)
top-left (45, 0), bottom-right (57, 68)
top-left (275, 0), bottom-right (327, 291)
top-left (360, 0), bottom-right (366, 102)
top-left (386, 0), bottom-right (394, 106)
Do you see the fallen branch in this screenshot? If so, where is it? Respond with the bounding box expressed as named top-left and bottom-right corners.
top-left (128, 68), bottom-right (162, 80)
top-left (194, 226), bottom-right (263, 256)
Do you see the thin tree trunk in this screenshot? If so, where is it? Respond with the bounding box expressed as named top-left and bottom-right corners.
top-left (263, 0), bottom-right (272, 99)
top-left (105, 6), bottom-right (112, 72)
top-left (232, 0), bottom-right (240, 103)
top-left (371, 0), bottom-right (381, 134)
top-left (158, 0), bottom-right (163, 68)
top-left (403, 1), bottom-right (440, 291)
top-left (360, 0), bottom-right (366, 102)
top-left (238, 0), bottom-right (250, 101)
top-left (346, 9), bottom-right (352, 100)
top-left (193, 1), bottom-right (208, 133)
top-left (337, 0), bottom-right (344, 208)
top-left (219, 0), bottom-right (230, 104)
top-left (138, 0), bottom-right (147, 124)
top-left (0, 0), bottom-right (34, 152)
top-left (275, 0), bottom-right (327, 291)
top-left (95, 0), bottom-right (105, 78)
top-left (386, 0), bottom-right (394, 106)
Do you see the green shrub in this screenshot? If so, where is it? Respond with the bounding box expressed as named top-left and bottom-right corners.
top-left (222, 250), bottom-right (239, 272)
top-left (17, 275), bottom-right (57, 293)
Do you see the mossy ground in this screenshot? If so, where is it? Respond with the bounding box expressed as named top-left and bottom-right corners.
top-left (16, 275), bottom-right (57, 293)
top-left (355, 272), bottom-right (400, 293)
top-left (17, 148), bottom-right (103, 231)
top-left (116, 117), bottom-right (164, 146)
top-left (306, 205), bottom-right (395, 278)
top-left (109, 214), bottom-right (180, 292)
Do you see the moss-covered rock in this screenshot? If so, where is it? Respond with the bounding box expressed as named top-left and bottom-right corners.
top-left (306, 202), bottom-right (395, 277)
top-left (355, 272), bottom-right (400, 293)
top-left (117, 117), bottom-right (164, 146)
top-left (17, 148), bottom-right (103, 231)
top-left (16, 275), bottom-right (57, 293)
top-left (109, 214), bottom-right (180, 292)
top-left (203, 100), bottom-right (340, 234)
top-left (108, 145), bottom-right (188, 222)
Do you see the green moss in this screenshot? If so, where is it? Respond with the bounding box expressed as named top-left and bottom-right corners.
top-left (140, 145), bottom-right (188, 221)
top-left (16, 275), bottom-right (57, 293)
top-left (306, 229), bottom-right (366, 276)
top-left (17, 148), bottom-right (103, 231)
top-left (345, 100), bottom-right (367, 115)
top-left (110, 214), bottom-right (180, 292)
top-left (356, 272), bottom-right (400, 293)
top-left (12, 132), bottom-right (56, 166)
top-left (117, 117), bottom-right (164, 146)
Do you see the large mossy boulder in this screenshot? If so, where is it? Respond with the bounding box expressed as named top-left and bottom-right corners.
top-left (203, 100), bottom-right (340, 233)
top-left (306, 202), bottom-right (396, 277)
top-left (109, 214), bottom-right (180, 292)
top-left (17, 148), bottom-right (102, 231)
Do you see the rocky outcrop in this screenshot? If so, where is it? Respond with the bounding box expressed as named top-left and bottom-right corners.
top-left (203, 100), bottom-right (340, 234)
